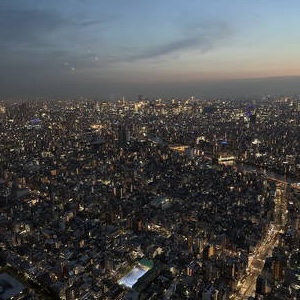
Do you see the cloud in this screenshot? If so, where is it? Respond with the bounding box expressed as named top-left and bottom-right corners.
top-left (126, 37), bottom-right (210, 62)
top-left (79, 20), bottom-right (103, 26)
top-left (0, 6), bottom-right (108, 81)
top-left (124, 21), bottom-right (233, 62)
top-left (0, 4), bottom-right (236, 99)
top-left (77, 19), bottom-right (109, 27)
top-left (0, 8), bottom-right (68, 50)
top-left (0, 5), bottom-right (114, 74)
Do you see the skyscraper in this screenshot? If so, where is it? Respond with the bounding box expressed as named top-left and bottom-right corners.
top-left (118, 125), bottom-right (130, 149)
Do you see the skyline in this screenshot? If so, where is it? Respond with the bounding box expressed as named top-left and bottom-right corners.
top-left (1, 0), bottom-right (300, 99)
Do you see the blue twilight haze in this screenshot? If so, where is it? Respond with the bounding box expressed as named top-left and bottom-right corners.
top-left (1, 0), bottom-right (300, 99)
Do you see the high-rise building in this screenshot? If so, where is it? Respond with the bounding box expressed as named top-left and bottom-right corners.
top-left (118, 125), bottom-right (130, 149)
top-left (203, 244), bottom-right (215, 259)
top-left (256, 275), bottom-right (272, 295)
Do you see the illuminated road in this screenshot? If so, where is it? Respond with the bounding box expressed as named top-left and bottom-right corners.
top-left (200, 159), bottom-right (294, 298)
top-left (234, 183), bottom-right (287, 299)
top-left (234, 226), bottom-right (279, 299)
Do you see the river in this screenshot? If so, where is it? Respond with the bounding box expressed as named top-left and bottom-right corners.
top-left (234, 162), bottom-right (299, 185)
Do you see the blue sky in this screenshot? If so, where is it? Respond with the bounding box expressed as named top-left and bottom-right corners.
top-left (1, 0), bottom-right (300, 99)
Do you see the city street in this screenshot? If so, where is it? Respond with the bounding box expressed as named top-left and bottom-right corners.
top-left (234, 183), bottom-right (287, 299)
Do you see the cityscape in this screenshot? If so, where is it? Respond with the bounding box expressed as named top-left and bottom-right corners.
top-left (1, 1), bottom-right (300, 300)
top-left (0, 96), bottom-right (300, 299)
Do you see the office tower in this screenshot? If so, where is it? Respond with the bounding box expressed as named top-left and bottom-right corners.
top-left (118, 125), bottom-right (130, 149)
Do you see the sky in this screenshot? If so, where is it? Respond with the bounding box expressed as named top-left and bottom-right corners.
top-left (1, 0), bottom-right (300, 99)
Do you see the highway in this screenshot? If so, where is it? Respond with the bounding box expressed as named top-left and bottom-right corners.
top-left (234, 225), bottom-right (279, 299)
top-left (200, 158), bottom-right (293, 298)
top-left (234, 183), bottom-right (287, 299)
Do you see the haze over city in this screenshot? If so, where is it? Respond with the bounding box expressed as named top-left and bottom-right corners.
top-left (1, 0), bottom-right (300, 99)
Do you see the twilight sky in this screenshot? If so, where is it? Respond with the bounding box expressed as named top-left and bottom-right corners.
top-left (1, 0), bottom-right (300, 99)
